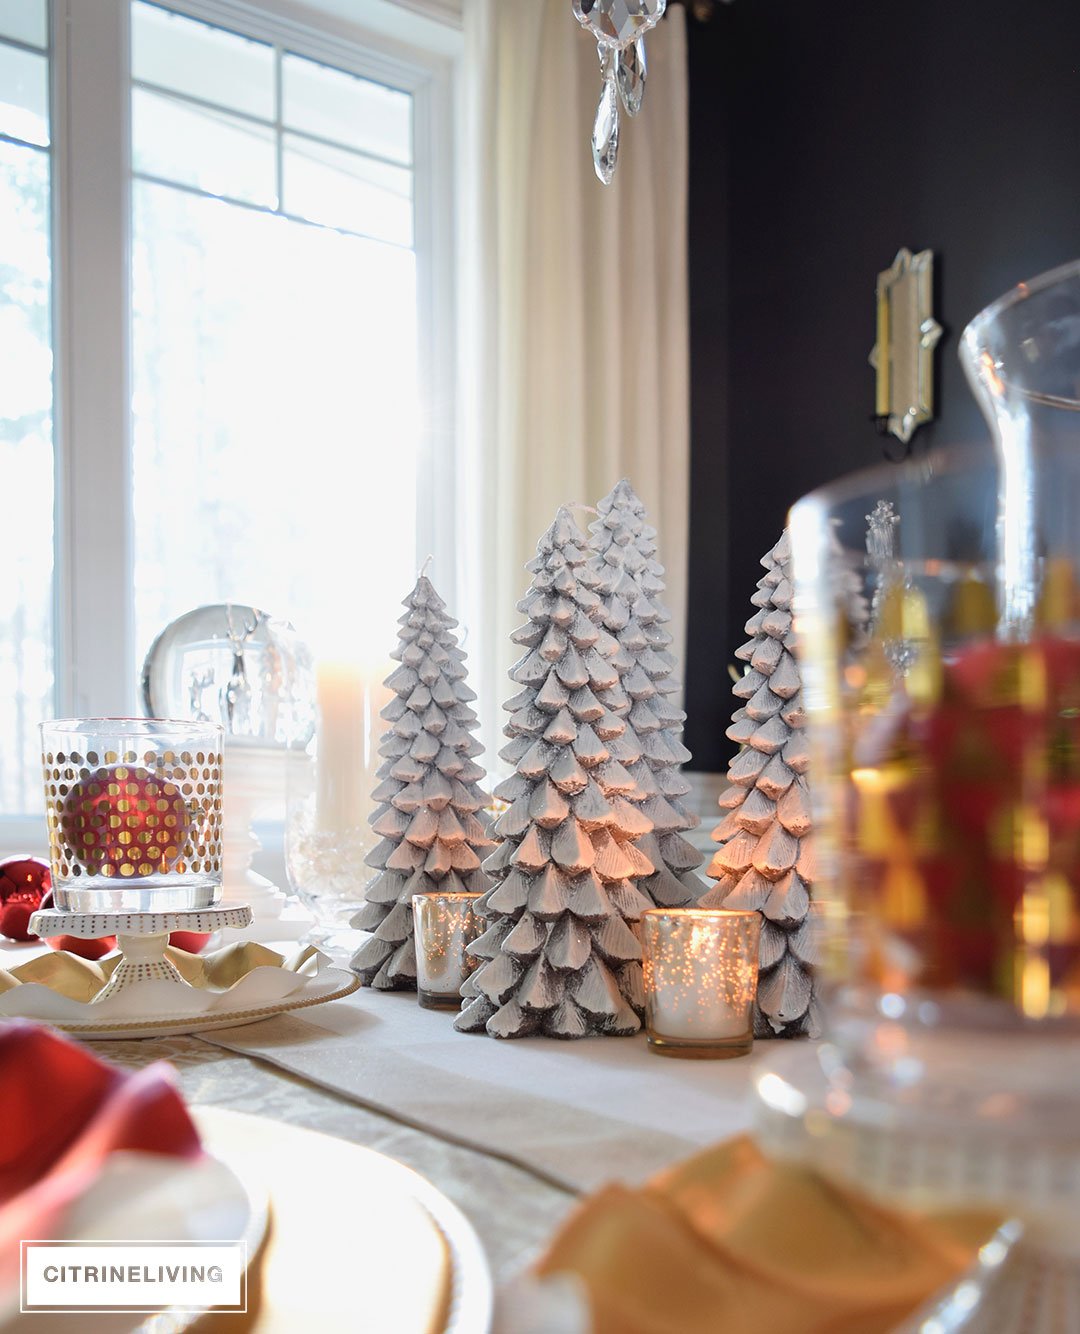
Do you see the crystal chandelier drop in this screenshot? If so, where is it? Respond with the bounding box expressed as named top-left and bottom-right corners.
top-left (572, 0), bottom-right (667, 184)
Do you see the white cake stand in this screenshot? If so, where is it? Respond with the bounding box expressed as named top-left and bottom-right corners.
top-left (16, 902), bottom-right (358, 1039)
top-left (28, 904), bottom-right (253, 1003)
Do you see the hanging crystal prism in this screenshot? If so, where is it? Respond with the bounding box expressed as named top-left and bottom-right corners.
top-left (573, 0), bottom-right (665, 183)
top-left (592, 45), bottom-right (620, 185)
top-left (572, 0), bottom-right (666, 49)
top-left (617, 37), bottom-right (646, 117)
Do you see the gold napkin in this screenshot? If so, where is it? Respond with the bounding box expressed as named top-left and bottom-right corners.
top-left (0, 942), bottom-right (312, 1003)
top-left (164, 941), bottom-right (288, 989)
top-left (534, 1136), bottom-right (1002, 1334)
top-left (0, 950), bottom-right (110, 1002)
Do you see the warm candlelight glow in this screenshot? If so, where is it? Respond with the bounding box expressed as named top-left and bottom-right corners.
top-left (641, 909), bottom-right (760, 1059)
top-left (411, 892), bottom-right (482, 1009)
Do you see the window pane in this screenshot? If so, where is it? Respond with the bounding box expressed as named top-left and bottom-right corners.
top-left (132, 2), bottom-right (273, 121)
top-left (131, 180), bottom-right (420, 665)
top-left (0, 0), bottom-right (47, 49)
top-left (282, 54), bottom-right (411, 165)
top-left (0, 44), bottom-right (48, 146)
top-left (0, 140), bottom-right (53, 816)
top-left (132, 87), bottom-right (276, 207)
top-left (283, 133), bottom-right (412, 246)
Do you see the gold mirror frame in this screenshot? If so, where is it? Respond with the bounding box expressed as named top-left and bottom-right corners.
top-left (869, 247), bottom-right (943, 445)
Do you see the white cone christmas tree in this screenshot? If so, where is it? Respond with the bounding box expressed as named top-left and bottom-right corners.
top-left (587, 479), bottom-right (703, 906)
top-left (350, 575), bottom-right (493, 990)
top-left (700, 530), bottom-right (817, 1037)
top-left (455, 507), bottom-right (658, 1040)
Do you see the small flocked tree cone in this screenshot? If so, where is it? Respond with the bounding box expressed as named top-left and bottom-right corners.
top-left (455, 507), bottom-right (659, 1040)
top-left (587, 479), bottom-right (704, 907)
top-left (700, 530), bottom-right (819, 1038)
top-left (350, 575), bottom-right (493, 989)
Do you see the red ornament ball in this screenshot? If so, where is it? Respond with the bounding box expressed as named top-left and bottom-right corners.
top-left (46, 934), bottom-right (117, 961)
top-left (42, 928), bottom-right (206, 962)
top-left (59, 765), bottom-right (191, 878)
top-left (0, 856), bottom-right (51, 942)
top-left (168, 931), bottom-right (211, 954)
top-left (0, 904), bottom-right (35, 943)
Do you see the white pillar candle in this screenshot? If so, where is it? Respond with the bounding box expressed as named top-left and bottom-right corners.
top-left (315, 660), bottom-right (388, 834)
top-left (642, 909), bottom-right (761, 1057)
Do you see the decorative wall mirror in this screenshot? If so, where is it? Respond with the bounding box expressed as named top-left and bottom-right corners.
top-left (870, 247), bottom-right (943, 446)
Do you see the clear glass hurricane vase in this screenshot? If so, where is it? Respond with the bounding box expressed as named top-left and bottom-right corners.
top-left (788, 260), bottom-right (1080, 1137)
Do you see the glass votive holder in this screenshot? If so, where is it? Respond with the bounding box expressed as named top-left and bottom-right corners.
top-left (411, 892), bottom-right (482, 1009)
top-left (41, 718), bottom-right (224, 912)
top-left (641, 908), bottom-right (761, 1059)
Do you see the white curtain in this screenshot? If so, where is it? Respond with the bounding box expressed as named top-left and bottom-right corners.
top-left (456, 0), bottom-right (690, 769)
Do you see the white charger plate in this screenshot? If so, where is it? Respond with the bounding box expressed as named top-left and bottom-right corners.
top-left (0, 929), bottom-right (360, 1040)
top-left (192, 1108), bottom-right (494, 1334)
top-left (31, 967), bottom-right (361, 1040)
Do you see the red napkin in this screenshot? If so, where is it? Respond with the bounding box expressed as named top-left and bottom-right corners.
top-left (0, 1021), bottom-right (202, 1280)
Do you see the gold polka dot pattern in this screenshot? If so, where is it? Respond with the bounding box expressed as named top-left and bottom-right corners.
top-left (44, 753), bottom-right (224, 880)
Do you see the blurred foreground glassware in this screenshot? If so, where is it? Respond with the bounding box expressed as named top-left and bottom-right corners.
top-left (795, 261), bottom-right (1080, 1016)
top-left (641, 908), bottom-right (760, 1058)
top-left (42, 718), bottom-right (223, 912)
top-left (788, 258), bottom-right (1080, 1149)
top-left (411, 892), bottom-right (481, 1009)
top-left (774, 259), bottom-right (1080, 1334)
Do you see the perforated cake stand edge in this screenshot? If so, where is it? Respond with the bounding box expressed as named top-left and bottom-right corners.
top-left (28, 904), bottom-right (254, 1002)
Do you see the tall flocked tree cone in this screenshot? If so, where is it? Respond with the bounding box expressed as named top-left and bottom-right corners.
top-left (587, 479), bottom-right (703, 906)
top-left (455, 507), bottom-right (658, 1039)
top-left (350, 575), bottom-right (493, 990)
top-left (700, 530), bottom-right (818, 1037)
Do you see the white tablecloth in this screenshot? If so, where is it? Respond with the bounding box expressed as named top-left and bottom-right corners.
top-left (202, 987), bottom-right (772, 1194)
top-left (0, 932), bottom-right (792, 1285)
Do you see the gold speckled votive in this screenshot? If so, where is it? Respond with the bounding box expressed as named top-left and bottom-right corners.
top-left (641, 908), bottom-right (761, 1059)
top-left (411, 892), bottom-right (482, 1009)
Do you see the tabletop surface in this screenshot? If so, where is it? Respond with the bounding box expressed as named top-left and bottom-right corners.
top-left (0, 931), bottom-right (579, 1284)
top-left (97, 1029), bottom-right (577, 1285)
top-left (0, 912), bottom-right (782, 1290)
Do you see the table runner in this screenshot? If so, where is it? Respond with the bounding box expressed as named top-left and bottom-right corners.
top-left (202, 988), bottom-right (781, 1194)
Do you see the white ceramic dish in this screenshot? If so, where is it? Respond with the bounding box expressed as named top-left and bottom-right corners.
top-left (0, 964), bottom-right (359, 1040)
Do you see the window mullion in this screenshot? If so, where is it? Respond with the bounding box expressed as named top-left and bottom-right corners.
top-left (52, 0), bottom-right (134, 718)
top-left (273, 43), bottom-right (283, 211)
top-left (411, 63), bottom-right (457, 616)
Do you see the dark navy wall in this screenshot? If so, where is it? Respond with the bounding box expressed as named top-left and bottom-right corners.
top-left (683, 0), bottom-right (1080, 770)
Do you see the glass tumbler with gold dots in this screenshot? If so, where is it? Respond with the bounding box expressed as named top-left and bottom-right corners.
top-left (40, 719), bottom-right (224, 912)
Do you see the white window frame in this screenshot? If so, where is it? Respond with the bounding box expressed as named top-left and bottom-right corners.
top-left (1, 0), bottom-right (461, 847)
